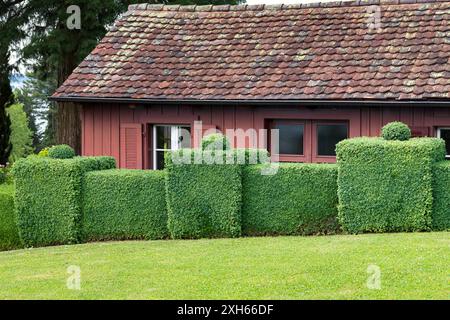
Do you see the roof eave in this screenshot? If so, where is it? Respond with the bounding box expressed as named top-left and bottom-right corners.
top-left (48, 96), bottom-right (450, 107)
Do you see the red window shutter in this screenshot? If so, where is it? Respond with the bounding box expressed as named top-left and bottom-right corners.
top-left (120, 123), bottom-right (143, 169)
top-left (410, 126), bottom-right (430, 137)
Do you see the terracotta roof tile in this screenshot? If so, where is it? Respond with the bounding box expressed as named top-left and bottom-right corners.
top-left (53, 0), bottom-right (450, 101)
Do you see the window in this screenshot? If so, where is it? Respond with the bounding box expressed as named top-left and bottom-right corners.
top-left (316, 123), bottom-right (348, 156)
top-left (153, 125), bottom-right (191, 170)
top-left (273, 121), bottom-right (304, 155)
top-left (437, 128), bottom-right (450, 159)
top-left (270, 120), bottom-right (348, 163)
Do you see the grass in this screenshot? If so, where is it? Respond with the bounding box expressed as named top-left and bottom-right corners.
top-left (0, 232), bottom-right (448, 300)
top-left (0, 183), bottom-right (13, 194)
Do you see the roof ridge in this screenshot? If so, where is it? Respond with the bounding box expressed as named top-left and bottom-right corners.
top-left (128, 0), bottom-right (447, 12)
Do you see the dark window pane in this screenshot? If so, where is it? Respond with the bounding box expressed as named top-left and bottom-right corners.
top-left (156, 126), bottom-right (171, 149)
top-left (439, 129), bottom-right (450, 156)
top-left (156, 151), bottom-right (166, 170)
top-left (179, 127), bottom-right (191, 149)
top-left (274, 123), bottom-right (304, 155)
top-left (317, 124), bottom-right (348, 156)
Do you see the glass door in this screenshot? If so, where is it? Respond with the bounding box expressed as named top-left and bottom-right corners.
top-left (153, 125), bottom-right (191, 170)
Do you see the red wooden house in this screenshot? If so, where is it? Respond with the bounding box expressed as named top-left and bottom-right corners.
top-left (51, 1), bottom-right (450, 169)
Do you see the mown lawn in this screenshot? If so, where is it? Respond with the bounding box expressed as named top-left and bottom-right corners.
top-left (0, 232), bottom-right (448, 300)
top-left (0, 183), bottom-right (13, 194)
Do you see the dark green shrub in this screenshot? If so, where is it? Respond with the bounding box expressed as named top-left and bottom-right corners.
top-left (336, 137), bottom-right (445, 233)
top-left (12, 156), bottom-right (115, 247)
top-left (48, 144), bottom-right (75, 159)
top-left (165, 149), bottom-right (243, 239)
top-left (381, 122), bottom-right (411, 141)
top-left (242, 163), bottom-right (339, 236)
top-left (432, 161), bottom-right (450, 231)
top-left (0, 185), bottom-right (22, 251)
top-left (82, 169), bottom-right (168, 240)
top-left (201, 133), bottom-right (231, 151)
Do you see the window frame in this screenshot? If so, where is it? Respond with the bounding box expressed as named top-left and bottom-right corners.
top-left (152, 124), bottom-right (191, 170)
top-left (270, 119), bottom-right (311, 163)
top-left (312, 121), bottom-right (349, 163)
top-left (270, 119), bottom-right (349, 163)
top-left (436, 127), bottom-right (450, 159)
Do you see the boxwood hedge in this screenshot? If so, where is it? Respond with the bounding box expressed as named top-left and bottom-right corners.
top-left (165, 149), bottom-right (244, 239)
top-left (242, 163), bottom-right (339, 236)
top-left (432, 161), bottom-right (450, 231)
top-left (336, 137), bottom-right (445, 234)
top-left (12, 156), bottom-right (115, 247)
top-left (82, 169), bottom-right (168, 240)
top-left (0, 185), bottom-right (22, 251)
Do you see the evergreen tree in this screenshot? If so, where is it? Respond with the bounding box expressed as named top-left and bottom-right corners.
top-left (0, 51), bottom-right (13, 165)
top-left (6, 103), bottom-right (34, 162)
top-left (14, 72), bottom-right (57, 151)
top-left (1, 0), bottom-right (30, 164)
top-left (7, 0), bottom-right (241, 155)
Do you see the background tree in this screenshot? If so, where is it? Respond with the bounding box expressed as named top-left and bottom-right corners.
top-left (6, 103), bottom-right (34, 162)
top-left (1, 0), bottom-right (32, 164)
top-left (0, 57), bottom-right (12, 165)
top-left (14, 72), bottom-right (58, 151)
top-left (5, 0), bottom-right (241, 156)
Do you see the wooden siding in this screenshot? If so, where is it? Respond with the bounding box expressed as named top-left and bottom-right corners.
top-left (81, 103), bottom-right (450, 168)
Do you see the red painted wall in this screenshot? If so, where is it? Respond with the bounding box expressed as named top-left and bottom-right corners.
top-left (81, 103), bottom-right (450, 168)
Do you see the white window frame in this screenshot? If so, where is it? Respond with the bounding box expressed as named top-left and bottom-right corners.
top-left (436, 127), bottom-right (450, 159)
top-left (153, 125), bottom-right (190, 170)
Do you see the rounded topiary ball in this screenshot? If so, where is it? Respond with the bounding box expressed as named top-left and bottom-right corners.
top-left (201, 133), bottom-right (231, 151)
top-left (48, 144), bottom-right (76, 159)
top-left (381, 122), bottom-right (411, 141)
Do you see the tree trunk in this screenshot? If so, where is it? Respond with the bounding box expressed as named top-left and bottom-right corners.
top-left (56, 53), bottom-right (81, 155)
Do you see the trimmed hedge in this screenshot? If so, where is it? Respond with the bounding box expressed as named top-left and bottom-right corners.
top-left (12, 156), bottom-right (115, 247)
top-left (0, 185), bottom-right (22, 251)
top-left (82, 169), bottom-right (168, 240)
top-left (432, 161), bottom-right (450, 231)
top-left (336, 137), bottom-right (445, 234)
top-left (202, 133), bottom-right (231, 151)
top-left (165, 149), bottom-right (244, 239)
top-left (381, 122), bottom-right (411, 141)
top-left (48, 144), bottom-right (76, 159)
top-left (242, 163), bottom-right (339, 236)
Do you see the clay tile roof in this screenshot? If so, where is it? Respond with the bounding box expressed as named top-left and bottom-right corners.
top-left (53, 0), bottom-right (450, 102)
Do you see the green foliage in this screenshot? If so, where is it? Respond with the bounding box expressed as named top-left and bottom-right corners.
top-left (432, 161), bottom-right (450, 231)
top-left (201, 133), bottom-right (231, 151)
top-left (37, 147), bottom-right (49, 157)
top-left (82, 169), bottom-right (168, 241)
top-left (381, 121), bottom-right (411, 141)
top-left (48, 144), bottom-right (75, 159)
top-left (6, 103), bottom-right (34, 162)
top-left (12, 156), bottom-right (115, 247)
top-left (0, 103), bottom-right (12, 166)
top-left (242, 163), bottom-right (339, 236)
top-left (0, 185), bottom-right (22, 251)
top-left (166, 150), bottom-right (243, 239)
top-left (14, 71), bottom-right (57, 150)
top-left (0, 163), bottom-right (12, 184)
top-left (0, 44), bottom-right (13, 166)
top-left (336, 137), bottom-right (445, 234)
